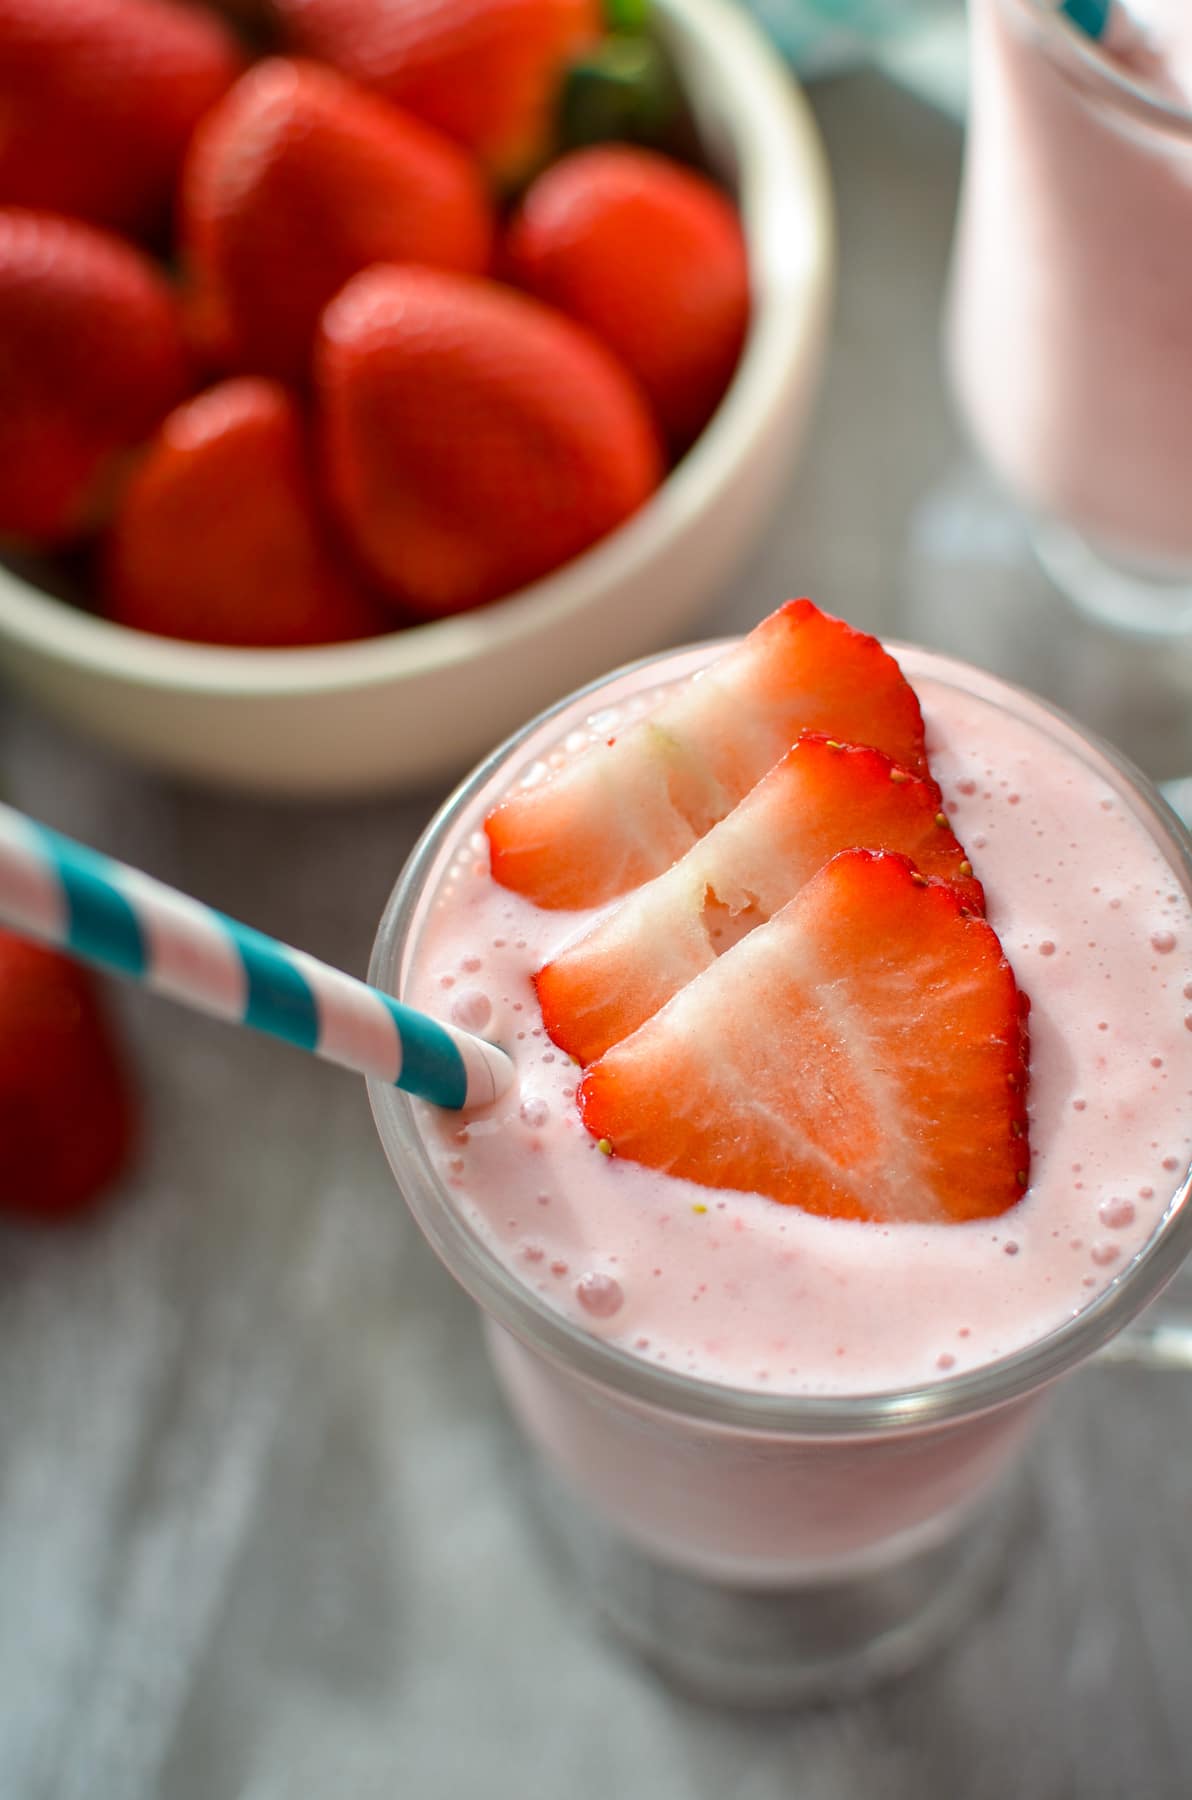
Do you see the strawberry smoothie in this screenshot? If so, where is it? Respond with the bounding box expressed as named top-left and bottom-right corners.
top-left (947, 0), bottom-right (1192, 570)
top-left (369, 634), bottom-right (1192, 1617)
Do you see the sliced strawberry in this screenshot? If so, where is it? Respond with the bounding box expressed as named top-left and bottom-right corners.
top-left (485, 599), bottom-right (928, 910)
top-left (537, 736), bottom-right (983, 1065)
top-left (579, 849), bottom-right (1030, 1224)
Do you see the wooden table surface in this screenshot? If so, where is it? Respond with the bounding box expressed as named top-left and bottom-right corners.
top-left (3, 68), bottom-right (1192, 1800)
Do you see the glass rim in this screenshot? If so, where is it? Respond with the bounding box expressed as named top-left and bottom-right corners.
top-left (369, 641), bottom-right (1192, 1440)
top-left (1012, 0), bottom-right (1192, 139)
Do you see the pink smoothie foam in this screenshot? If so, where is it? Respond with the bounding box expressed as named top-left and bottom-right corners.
top-left (403, 645), bottom-right (1192, 1404)
top-left (947, 0), bottom-right (1192, 565)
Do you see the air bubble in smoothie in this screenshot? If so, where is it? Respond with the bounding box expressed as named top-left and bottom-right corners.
top-left (576, 1272), bottom-right (624, 1318)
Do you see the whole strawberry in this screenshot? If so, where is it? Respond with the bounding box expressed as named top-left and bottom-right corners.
top-left (274, 0), bottom-right (600, 184)
top-left (317, 265), bottom-right (664, 617)
top-left (0, 0), bottom-right (242, 239)
top-left (103, 377), bottom-right (393, 648)
top-left (0, 209), bottom-right (191, 546)
top-left (505, 145), bottom-right (750, 448)
top-left (181, 57), bottom-right (495, 385)
top-left (0, 930), bottom-right (137, 1222)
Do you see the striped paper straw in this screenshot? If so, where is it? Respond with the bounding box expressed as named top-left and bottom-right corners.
top-left (0, 803), bottom-right (512, 1111)
top-left (1060, 0), bottom-right (1113, 38)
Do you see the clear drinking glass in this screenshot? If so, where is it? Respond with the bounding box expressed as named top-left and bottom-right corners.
top-left (946, 0), bottom-right (1192, 640)
top-left (369, 643), bottom-right (1192, 1705)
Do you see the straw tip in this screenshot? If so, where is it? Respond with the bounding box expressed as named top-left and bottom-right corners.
top-left (463, 1037), bottom-right (516, 1110)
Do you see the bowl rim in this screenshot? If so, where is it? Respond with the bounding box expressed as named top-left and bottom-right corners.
top-left (0, 0), bottom-right (834, 701)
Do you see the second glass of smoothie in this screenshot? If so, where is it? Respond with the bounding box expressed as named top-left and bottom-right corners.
top-left (947, 0), bottom-right (1192, 639)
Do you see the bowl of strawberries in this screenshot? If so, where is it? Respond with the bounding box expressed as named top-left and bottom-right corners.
top-left (0, 0), bottom-right (833, 796)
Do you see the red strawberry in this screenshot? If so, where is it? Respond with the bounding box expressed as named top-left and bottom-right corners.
top-left (204, 0), bottom-right (271, 24)
top-left (579, 849), bottom-right (1031, 1224)
top-left (317, 264), bottom-right (663, 617)
top-left (536, 735), bottom-right (983, 1065)
top-left (505, 145), bottom-right (749, 449)
top-left (275, 0), bottom-right (600, 183)
top-left (103, 377), bottom-right (393, 648)
top-left (485, 600), bottom-right (929, 910)
top-left (0, 930), bottom-right (137, 1221)
top-left (181, 57), bottom-right (495, 386)
top-left (0, 209), bottom-right (191, 546)
top-left (0, 0), bottom-right (242, 238)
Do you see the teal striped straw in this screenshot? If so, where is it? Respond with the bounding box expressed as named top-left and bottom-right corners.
top-left (1059, 0), bottom-right (1112, 38)
top-left (0, 802), bottom-right (512, 1111)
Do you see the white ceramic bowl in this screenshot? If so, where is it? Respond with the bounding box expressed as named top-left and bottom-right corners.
top-left (0, 0), bottom-right (834, 796)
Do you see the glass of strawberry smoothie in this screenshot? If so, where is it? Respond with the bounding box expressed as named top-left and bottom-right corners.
top-left (946, 0), bottom-right (1192, 640)
top-left (369, 635), bottom-right (1192, 1703)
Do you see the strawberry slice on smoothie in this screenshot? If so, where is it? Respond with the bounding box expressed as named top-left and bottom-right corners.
top-left (579, 849), bottom-right (1031, 1224)
top-left (537, 735), bottom-right (984, 1066)
top-left (485, 599), bottom-right (929, 910)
